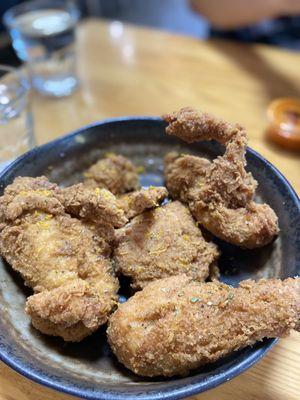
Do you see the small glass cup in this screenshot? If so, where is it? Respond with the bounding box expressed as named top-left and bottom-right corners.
top-left (3, 0), bottom-right (79, 98)
top-left (0, 65), bottom-right (34, 171)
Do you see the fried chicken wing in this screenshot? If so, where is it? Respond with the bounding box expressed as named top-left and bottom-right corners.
top-left (114, 201), bottom-right (219, 289)
top-left (163, 108), bottom-right (279, 248)
top-left (0, 177), bottom-right (120, 341)
top-left (107, 275), bottom-right (300, 377)
top-left (83, 154), bottom-right (140, 195)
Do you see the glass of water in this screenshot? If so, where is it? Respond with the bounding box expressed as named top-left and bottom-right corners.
top-left (3, 0), bottom-right (79, 97)
top-left (0, 65), bottom-right (34, 171)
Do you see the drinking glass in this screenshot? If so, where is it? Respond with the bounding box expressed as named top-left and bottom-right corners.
top-left (3, 0), bottom-right (79, 97)
top-left (0, 65), bottom-right (34, 171)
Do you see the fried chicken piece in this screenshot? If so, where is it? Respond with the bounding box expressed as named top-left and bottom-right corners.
top-left (83, 154), bottom-right (140, 195)
top-left (117, 186), bottom-right (168, 219)
top-left (83, 155), bottom-right (167, 220)
top-left (114, 201), bottom-right (219, 289)
top-left (163, 108), bottom-right (279, 248)
top-left (164, 152), bottom-right (210, 202)
top-left (61, 183), bottom-right (128, 227)
top-left (0, 176), bottom-right (64, 222)
top-left (0, 177), bottom-right (120, 341)
top-left (107, 275), bottom-right (300, 377)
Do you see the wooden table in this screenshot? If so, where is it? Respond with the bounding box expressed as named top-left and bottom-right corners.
top-left (1, 19), bottom-right (299, 400)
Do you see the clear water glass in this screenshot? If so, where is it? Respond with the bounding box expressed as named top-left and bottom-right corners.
top-left (0, 65), bottom-right (34, 171)
top-left (3, 0), bottom-right (79, 98)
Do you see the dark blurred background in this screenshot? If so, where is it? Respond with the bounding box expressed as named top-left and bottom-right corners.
top-left (2, 0), bottom-right (300, 67)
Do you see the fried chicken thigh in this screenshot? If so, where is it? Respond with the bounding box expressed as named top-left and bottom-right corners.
top-left (107, 275), bottom-right (300, 377)
top-left (114, 201), bottom-right (219, 289)
top-left (164, 108), bottom-right (279, 248)
top-left (0, 176), bottom-right (125, 341)
top-left (83, 154), bottom-right (140, 195)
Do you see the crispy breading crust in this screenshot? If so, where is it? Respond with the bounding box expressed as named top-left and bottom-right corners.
top-left (83, 154), bottom-right (140, 195)
top-left (114, 201), bottom-right (219, 289)
top-left (117, 186), bottom-right (168, 220)
top-left (61, 183), bottom-right (128, 227)
top-left (164, 152), bottom-right (210, 202)
top-left (0, 177), bottom-right (119, 341)
top-left (163, 108), bottom-right (279, 248)
top-left (107, 275), bottom-right (300, 377)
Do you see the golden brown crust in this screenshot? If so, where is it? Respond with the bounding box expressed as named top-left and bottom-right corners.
top-left (61, 183), bottom-right (128, 227)
top-left (191, 201), bottom-right (279, 249)
top-left (164, 152), bottom-right (210, 202)
top-left (0, 177), bottom-right (119, 341)
top-left (117, 186), bottom-right (168, 220)
top-left (164, 107), bottom-right (246, 145)
top-left (114, 201), bottom-right (219, 289)
top-left (83, 154), bottom-right (140, 195)
top-left (107, 275), bottom-right (300, 377)
top-left (26, 279), bottom-right (117, 342)
top-left (163, 108), bottom-right (279, 248)
top-left (0, 176), bottom-right (64, 223)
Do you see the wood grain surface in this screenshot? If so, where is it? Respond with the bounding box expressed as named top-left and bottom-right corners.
top-left (1, 19), bottom-right (299, 400)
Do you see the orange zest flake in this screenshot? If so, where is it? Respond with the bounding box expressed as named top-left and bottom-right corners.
top-left (149, 247), bottom-right (167, 255)
top-left (36, 221), bottom-right (50, 228)
top-left (19, 189), bottom-right (51, 197)
top-left (95, 188), bottom-right (114, 201)
top-left (118, 251), bottom-right (129, 256)
top-left (35, 213), bottom-right (53, 228)
top-left (178, 257), bottom-right (189, 265)
top-left (33, 210), bottom-right (42, 217)
top-left (35, 189), bottom-right (51, 196)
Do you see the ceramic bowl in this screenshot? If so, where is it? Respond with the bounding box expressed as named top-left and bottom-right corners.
top-left (0, 117), bottom-right (299, 400)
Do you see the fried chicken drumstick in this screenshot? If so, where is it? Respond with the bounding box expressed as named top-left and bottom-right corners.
top-left (108, 275), bottom-right (300, 377)
top-left (164, 108), bottom-right (279, 248)
top-left (0, 176), bottom-right (128, 341)
top-left (114, 201), bottom-right (219, 289)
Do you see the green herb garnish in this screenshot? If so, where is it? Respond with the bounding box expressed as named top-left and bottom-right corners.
top-left (190, 297), bottom-right (199, 303)
top-left (228, 292), bottom-right (234, 300)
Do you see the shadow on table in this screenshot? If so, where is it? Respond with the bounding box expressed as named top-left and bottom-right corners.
top-left (210, 39), bottom-right (300, 102)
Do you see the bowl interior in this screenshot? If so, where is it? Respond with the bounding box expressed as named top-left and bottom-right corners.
top-left (0, 118), bottom-right (299, 400)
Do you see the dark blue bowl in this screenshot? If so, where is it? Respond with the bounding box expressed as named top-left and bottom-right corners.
top-left (0, 117), bottom-right (299, 400)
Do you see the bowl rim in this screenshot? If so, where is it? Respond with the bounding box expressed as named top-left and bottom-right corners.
top-left (0, 116), bottom-right (299, 400)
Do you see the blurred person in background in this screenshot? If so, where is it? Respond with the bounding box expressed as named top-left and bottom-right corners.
top-left (190, 0), bottom-right (300, 49)
top-left (2, 0), bottom-right (300, 67)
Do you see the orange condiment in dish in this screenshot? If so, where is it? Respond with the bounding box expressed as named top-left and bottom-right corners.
top-left (266, 98), bottom-right (300, 150)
